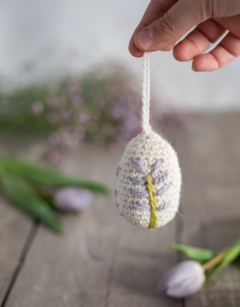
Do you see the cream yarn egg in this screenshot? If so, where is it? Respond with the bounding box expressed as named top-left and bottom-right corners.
top-left (115, 130), bottom-right (181, 228)
top-left (114, 53), bottom-right (182, 229)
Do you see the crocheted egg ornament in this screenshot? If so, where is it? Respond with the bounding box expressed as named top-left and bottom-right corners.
top-left (115, 130), bottom-right (181, 228)
top-left (115, 53), bottom-right (182, 229)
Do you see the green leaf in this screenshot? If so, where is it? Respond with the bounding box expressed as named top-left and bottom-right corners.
top-left (171, 244), bottom-right (214, 262)
top-left (205, 246), bottom-right (240, 284)
top-left (0, 175), bottom-right (63, 233)
top-left (0, 156), bottom-right (109, 195)
top-left (230, 237), bottom-right (240, 248)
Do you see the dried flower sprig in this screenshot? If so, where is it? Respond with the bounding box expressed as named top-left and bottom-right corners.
top-left (0, 156), bottom-right (108, 233)
top-left (0, 64), bottom-right (191, 167)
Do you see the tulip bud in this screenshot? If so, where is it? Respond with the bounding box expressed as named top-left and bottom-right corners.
top-left (54, 187), bottom-right (95, 212)
top-left (158, 260), bottom-right (205, 298)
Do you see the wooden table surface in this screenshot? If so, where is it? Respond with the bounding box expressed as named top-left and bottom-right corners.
top-left (1, 113), bottom-right (240, 307)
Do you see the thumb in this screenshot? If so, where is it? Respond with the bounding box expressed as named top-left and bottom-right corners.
top-left (134, 0), bottom-right (211, 51)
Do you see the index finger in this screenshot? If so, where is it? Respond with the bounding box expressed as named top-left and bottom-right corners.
top-left (129, 0), bottom-right (179, 57)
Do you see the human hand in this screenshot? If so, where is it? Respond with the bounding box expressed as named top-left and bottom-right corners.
top-left (129, 0), bottom-right (240, 71)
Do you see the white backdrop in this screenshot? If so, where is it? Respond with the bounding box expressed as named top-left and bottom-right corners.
top-left (0, 0), bottom-right (239, 110)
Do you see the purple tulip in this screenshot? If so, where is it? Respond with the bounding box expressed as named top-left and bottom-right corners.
top-left (158, 260), bottom-right (205, 298)
top-left (54, 187), bottom-right (95, 212)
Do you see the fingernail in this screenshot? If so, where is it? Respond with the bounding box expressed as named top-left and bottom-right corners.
top-left (135, 29), bottom-right (154, 50)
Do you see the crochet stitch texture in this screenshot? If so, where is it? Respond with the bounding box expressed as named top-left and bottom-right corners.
top-left (115, 130), bottom-right (181, 228)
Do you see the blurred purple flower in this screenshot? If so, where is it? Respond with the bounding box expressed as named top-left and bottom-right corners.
top-left (47, 96), bottom-right (60, 108)
top-left (48, 150), bottom-right (64, 168)
top-left (111, 103), bottom-right (128, 119)
top-left (158, 260), bottom-right (205, 298)
top-left (67, 79), bottom-right (80, 94)
top-left (31, 101), bottom-right (43, 115)
top-left (60, 110), bottom-right (72, 121)
top-left (96, 98), bottom-right (106, 107)
top-left (54, 187), bottom-right (95, 211)
top-left (72, 129), bottom-right (85, 141)
top-left (61, 133), bottom-right (79, 148)
top-left (78, 112), bottom-right (90, 123)
top-left (71, 96), bottom-right (83, 108)
top-left (48, 133), bottom-right (61, 146)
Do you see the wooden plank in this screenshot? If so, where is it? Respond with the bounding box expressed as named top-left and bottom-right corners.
top-left (107, 220), bottom-right (181, 307)
top-left (5, 145), bottom-right (123, 307)
top-left (176, 113), bottom-right (240, 306)
top-left (0, 196), bottom-right (33, 304)
top-left (0, 139), bottom-right (41, 304)
top-left (5, 142), bottom-right (181, 307)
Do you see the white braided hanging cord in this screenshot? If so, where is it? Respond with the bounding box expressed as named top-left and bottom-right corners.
top-left (142, 52), bottom-right (151, 133)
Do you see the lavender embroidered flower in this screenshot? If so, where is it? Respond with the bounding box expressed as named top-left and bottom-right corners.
top-left (129, 158), bottom-right (171, 211)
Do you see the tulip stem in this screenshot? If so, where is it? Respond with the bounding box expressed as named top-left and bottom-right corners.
top-left (202, 250), bottom-right (228, 271)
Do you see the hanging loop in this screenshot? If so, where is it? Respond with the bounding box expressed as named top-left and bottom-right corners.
top-left (142, 52), bottom-right (151, 133)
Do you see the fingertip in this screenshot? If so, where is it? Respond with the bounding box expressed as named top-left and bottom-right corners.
top-left (192, 54), bottom-right (219, 72)
top-left (191, 65), bottom-right (198, 72)
top-left (192, 57), bottom-right (203, 71)
top-left (128, 47), bottom-right (144, 58)
top-left (173, 41), bottom-right (196, 62)
top-left (128, 37), bottom-right (144, 57)
top-left (131, 49), bottom-right (144, 57)
top-left (173, 42), bottom-right (185, 61)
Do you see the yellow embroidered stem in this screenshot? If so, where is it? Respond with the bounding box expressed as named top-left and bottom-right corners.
top-left (146, 174), bottom-right (158, 228)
